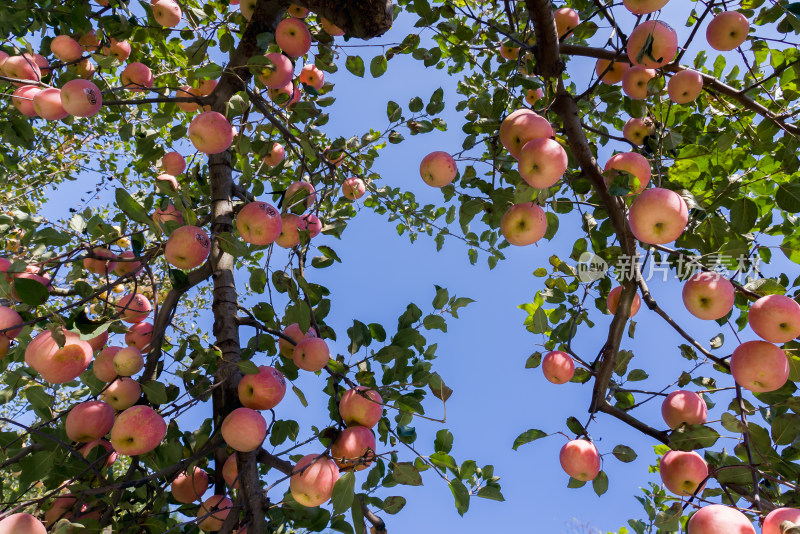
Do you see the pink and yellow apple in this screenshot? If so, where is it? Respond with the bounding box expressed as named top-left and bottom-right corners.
top-left (153, 203), bottom-right (184, 232)
top-left (152, 0), bottom-right (182, 27)
top-left (419, 151), bottom-right (458, 187)
top-left (622, 66), bottom-right (657, 100)
top-left (279, 323), bottom-right (317, 358)
top-left (25, 329), bottom-right (93, 383)
top-left (331, 426), bottom-right (376, 471)
top-left (60, 79), bottom-right (102, 117)
top-left (622, 117), bottom-right (655, 145)
top-left (114, 251), bottom-right (142, 276)
top-left (94, 346), bottom-right (121, 382)
top-left (559, 439), bottom-right (601, 481)
top-left (623, 0), bottom-right (669, 14)
top-left (268, 81), bottom-right (301, 106)
top-left (660, 450), bottom-right (708, 495)
top-left (238, 365), bottom-right (287, 410)
top-left (668, 69), bottom-right (703, 104)
top-left (706, 11), bottom-right (749, 51)
top-left (627, 187), bottom-right (688, 245)
top-left (554, 8), bottom-right (580, 38)
top-left (113, 346), bottom-right (144, 377)
top-left (33, 88), bottom-right (68, 120)
top-left (321, 17), bottom-right (345, 36)
top-left (661, 390), bottom-right (707, 429)
top-left (285, 181), bottom-right (317, 212)
top-left (339, 387), bottom-right (383, 428)
top-left (681, 271), bottom-right (734, 320)
top-left (12, 85), bottom-right (41, 116)
top-left (687, 504), bottom-right (755, 534)
top-left (80, 439), bottom-right (118, 468)
top-left (171, 466), bottom-right (209, 503)
top-left (606, 285), bottom-right (641, 316)
top-left (499, 109), bottom-right (555, 159)
top-left (595, 58), bottom-right (629, 85)
top-left (188, 111), bottom-right (233, 154)
top-left (236, 201), bottom-right (282, 246)
top-left (104, 39), bottom-right (132, 61)
top-left (290, 454), bottom-right (340, 507)
top-left (65, 400), bottom-right (115, 442)
top-left (525, 87), bottom-right (544, 106)
top-left (0, 513), bottom-right (46, 534)
top-left (125, 322), bottom-right (154, 352)
top-left (300, 213), bottom-right (322, 238)
top-left (748, 294), bottom-right (800, 343)
top-left (293, 337), bottom-right (330, 372)
top-left (100, 377), bottom-right (141, 410)
top-left (517, 138), bottom-right (568, 189)
top-left (84, 247), bottom-right (117, 275)
top-left (165, 225), bottom-right (211, 270)
top-left (730, 340), bottom-right (789, 393)
top-left (299, 64), bottom-right (324, 90)
top-left (221, 407), bottom-right (266, 452)
top-left (542, 350), bottom-right (575, 384)
top-left (116, 293), bottom-right (152, 323)
top-left (0, 306), bottom-right (23, 339)
top-left (161, 151), bottom-right (186, 175)
top-left (197, 495), bottom-right (232, 531)
top-left (222, 454), bottom-right (239, 489)
top-left (110, 405), bottom-right (166, 456)
top-left (627, 21), bottom-right (678, 68)
top-left (3, 55), bottom-right (41, 84)
top-left (603, 152), bottom-right (651, 194)
top-left (275, 214), bottom-right (304, 248)
top-left (263, 142), bottom-right (286, 166)
top-left (121, 62), bottom-right (154, 92)
top-left (51, 35), bottom-right (84, 62)
top-left (500, 203), bottom-right (547, 246)
top-left (342, 177), bottom-right (366, 200)
top-left (276, 18), bottom-right (312, 58)
top-left (763, 508), bottom-right (800, 534)
top-left (259, 53), bottom-right (294, 88)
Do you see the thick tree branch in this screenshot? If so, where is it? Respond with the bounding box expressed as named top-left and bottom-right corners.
top-left (524, 0), bottom-right (563, 79)
top-left (295, 0), bottom-right (393, 38)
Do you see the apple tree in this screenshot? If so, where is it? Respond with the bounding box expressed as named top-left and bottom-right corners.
top-left (0, 0), bottom-right (799, 532)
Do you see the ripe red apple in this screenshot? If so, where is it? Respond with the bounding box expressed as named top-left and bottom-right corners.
top-left (12, 85), bottom-right (41, 116)
top-left (279, 323), bottom-right (317, 358)
top-left (121, 62), bottom-right (154, 92)
top-left (276, 18), bottom-right (312, 58)
top-left (290, 454), bottom-right (340, 507)
top-left (125, 322), bottom-right (154, 351)
top-left (110, 405), bottom-right (167, 456)
top-left (595, 58), bottom-right (629, 85)
top-left (114, 251), bottom-right (142, 277)
top-left (0, 337), bottom-right (9, 360)
top-left (321, 17), bottom-right (345, 36)
top-left (152, 0), bottom-right (182, 27)
top-left (94, 346), bottom-right (121, 382)
top-left (113, 346), bottom-right (144, 377)
top-left (662, 390), bottom-right (707, 429)
top-left (72, 58), bottom-right (96, 79)
top-left (25, 329), bottom-right (93, 383)
top-left (276, 213), bottom-right (304, 248)
top-left (171, 466), bottom-right (209, 503)
top-left (681, 271), bottom-right (734, 320)
top-left (259, 52), bottom-right (294, 88)
top-left (79, 30), bottom-right (99, 52)
top-left (238, 365), bottom-right (286, 410)
top-left (65, 400), bottom-right (115, 442)
top-left (33, 88), bottom-right (68, 120)
top-left (622, 118), bottom-right (654, 145)
top-left (0, 513), bottom-right (46, 534)
top-left (165, 225), bottom-right (211, 270)
top-left (499, 109), bottom-right (555, 159)
top-left (525, 87), bottom-right (544, 106)
top-left (285, 181), bottom-right (317, 212)
top-left (51, 35), bottom-right (84, 62)
top-left (161, 151), bottom-right (186, 175)
top-left (623, 0), bottom-right (669, 14)
top-left (293, 337), bottom-right (330, 372)
top-left (419, 151), bottom-right (458, 187)
top-left (80, 439), bottom-right (118, 468)
top-left (607, 286), bottom-right (641, 316)
top-left (622, 66), bottom-right (657, 100)
top-left (660, 450), bottom-right (708, 495)
top-left (668, 69), bottom-right (703, 104)
top-left (731, 340), bottom-right (789, 392)
top-left (627, 187), bottom-right (689, 245)
top-left (342, 177), bottom-right (366, 200)
top-left (518, 138), bottom-right (568, 189)
top-left (188, 111), bottom-right (234, 154)
top-left (222, 453), bottom-right (239, 488)
top-left (499, 44), bottom-right (519, 60)
top-left (299, 64), bottom-right (324, 90)
top-left (84, 247), bottom-right (117, 275)
top-left (87, 331), bottom-right (108, 352)
top-left (116, 293), bottom-right (152, 323)
top-left (627, 21), bottom-right (678, 68)
top-left (103, 39), bottom-right (132, 61)
top-left (4, 55), bottom-right (41, 84)
top-left (323, 146), bottom-right (345, 166)
top-left (175, 85), bottom-right (201, 112)
top-left (288, 3), bottom-right (308, 16)
top-left (706, 11), bottom-right (749, 51)
top-left (763, 508), bottom-right (800, 534)
top-left (331, 426), bottom-right (376, 471)
top-left (687, 504), bottom-right (755, 534)
top-left (263, 142), bottom-right (286, 166)
top-left (100, 377), bottom-right (141, 410)
top-left (197, 495), bottom-right (232, 531)
top-left (0, 306), bottom-right (22, 339)
top-left (554, 7), bottom-right (580, 37)
top-left (500, 203), bottom-right (547, 246)
top-left (542, 350), bottom-right (575, 384)
top-left (156, 174), bottom-right (179, 193)
top-left (559, 439), bottom-right (601, 481)
top-left (300, 213), bottom-right (322, 238)
top-left (339, 387), bottom-right (383, 428)
top-left (748, 294), bottom-right (800, 343)
top-left (603, 152), bottom-right (651, 194)
top-left (268, 80), bottom-right (301, 106)
top-left (60, 79), bottom-right (102, 117)
top-left (221, 407), bottom-right (267, 452)
top-left (236, 201), bottom-right (282, 246)
top-left (153, 203), bottom-right (184, 232)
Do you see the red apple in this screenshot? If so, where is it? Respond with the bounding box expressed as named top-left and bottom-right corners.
top-left (660, 450), bottom-right (708, 495)
top-left (152, 0), bottom-right (182, 27)
top-left (731, 340), bottom-right (789, 392)
top-left (681, 271), bottom-right (734, 320)
top-left (51, 35), bottom-right (84, 62)
top-left (300, 213), bottom-right (322, 238)
top-left (171, 466), bottom-right (209, 503)
top-left (165, 225), bottom-right (211, 270)
top-left (110, 405), bottom-right (167, 456)
top-left (60, 79), bottom-right (102, 117)
top-left (687, 504), bottom-right (755, 534)
top-left (554, 7), bottom-right (580, 38)
top-left (103, 39), bottom-right (131, 61)
top-left (285, 181), bottom-right (317, 212)
top-left (0, 306), bottom-right (23, 339)
top-left (542, 350), bottom-right (575, 384)
top-left (299, 64), bottom-right (324, 90)
top-left (12, 85), bottom-right (41, 116)
top-left (290, 454), bottom-right (340, 507)
top-left (238, 365), bottom-right (286, 410)
top-left (258, 52), bottom-right (294, 88)
top-left (161, 151), bottom-right (186, 175)
top-left (622, 66), bottom-right (657, 100)
top-left (65, 400), bottom-right (115, 442)
top-left (221, 407), bottom-right (266, 452)
top-left (499, 109), bottom-right (555, 159)
top-left (517, 138), bottom-right (568, 189)
top-left (121, 62), bottom-right (154, 92)
top-left (80, 439), bottom-right (117, 468)
top-left (197, 495), bottom-right (232, 531)
top-left (706, 11), bottom-right (749, 51)
top-left (276, 18), bottom-right (312, 58)
top-left (627, 20), bottom-right (677, 69)
top-left (595, 58), bottom-right (629, 85)
top-left (263, 142), bottom-right (286, 166)
top-left (342, 177), bottom-right (366, 200)
top-left (661, 390), bottom-right (707, 429)
top-left (279, 323), bottom-right (317, 358)
top-left (153, 203), bottom-right (184, 232)
top-left (763, 508), bottom-right (800, 534)
top-left (627, 187), bottom-right (688, 245)
top-left (188, 111), bottom-right (234, 154)
top-left (275, 213), bottom-right (304, 248)
top-left (623, 0), bottom-right (669, 15)
top-left (748, 294), bottom-right (800, 343)
top-left (222, 453), bottom-right (239, 489)
top-left (339, 387), bottom-right (383, 428)
top-left (500, 203), bottom-right (547, 246)
top-left (83, 247), bottom-right (117, 275)
top-left (420, 151), bottom-right (457, 188)
top-left (331, 426), bottom-right (376, 471)
top-left (94, 346), bottom-right (121, 382)
top-left (125, 322), bottom-right (154, 352)
top-left (25, 329), bottom-right (93, 383)
top-left (116, 293), bottom-right (152, 323)
top-left (293, 337), bottom-right (330, 371)
top-left (0, 513), bottom-right (46, 534)
top-left (100, 377), bottom-right (141, 410)
top-left (559, 439), bottom-right (601, 481)
top-left (668, 69), bottom-right (703, 104)
top-left (33, 87), bottom-right (68, 120)
top-left (607, 285), bottom-right (641, 316)
top-left (603, 152), bottom-right (651, 194)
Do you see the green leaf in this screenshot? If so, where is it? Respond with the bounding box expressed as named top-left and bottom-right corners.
top-left (729, 197), bottom-right (759, 233)
top-left (292, 384), bottom-right (308, 407)
top-left (331, 472), bottom-right (355, 516)
top-left (382, 496), bottom-right (406, 514)
top-left (476, 485), bottom-right (504, 501)
top-left (654, 503), bottom-right (682, 531)
top-left (409, 96), bottom-right (423, 112)
top-left (777, 183), bottom-right (800, 212)
top-left (13, 277), bottom-right (49, 306)
top-left (115, 188), bottom-right (153, 227)
top-left (448, 478), bottom-right (470, 516)
top-left (432, 286), bottom-right (449, 309)
top-left (771, 413), bottom-right (800, 445)
top-left (428, 372), bottom-right (452, 402)
top-left (512, 428), bottom-right (547, 450)
top-left (669, 424), bottom-right (720, 450)
top-left (566, 416), bottom-right (586, 436)
top-left (592, 470), bottom-right (608, 496)
top-left (387, 100), bottom-right (402, 122)
top-left (345, 56), bottom-right (365, 77)
top-left (236, 360), bottom-right (259, 375)
top-left (142, 381), bottom-right (168, 405)
top-left (25, 386), bottom-right (53, 420)
top-left (434, 429), bottom-right (453, 453)
top-left (370, 55), bottom-right (388, 77)
top-left (422, 314), bottom-right (446, 332)
top-left (525, 352), bottom-right (542, 369)
top-left (612, 445), bottom-right (637, 463)
top-left (392, 462), bottom-right (422, 485)
top-left (721, 412), bottom-right (746, 433)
